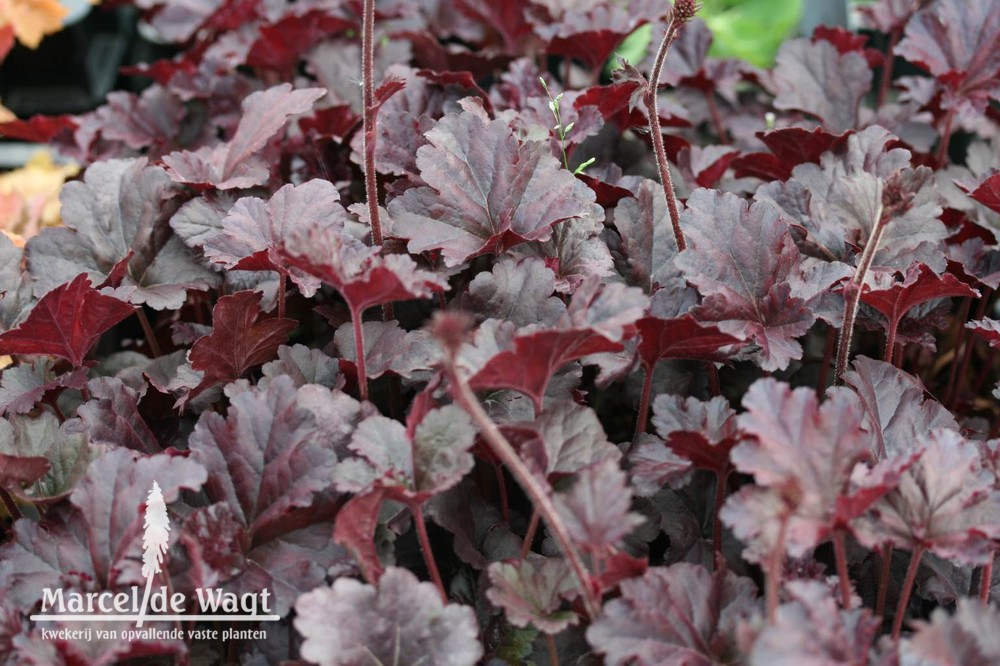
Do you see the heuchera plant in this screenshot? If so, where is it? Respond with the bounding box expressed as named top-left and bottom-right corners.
top-left (1, 0), bottom-right (999, 662)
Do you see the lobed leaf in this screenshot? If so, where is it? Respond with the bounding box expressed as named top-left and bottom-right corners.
top-left (294, 567), bottom-right (483, 666)
top-left (0, 273), bottom-right (134, 367)
top-left (388, 109), bottom-right (598, 266)
top-left (586, 562), bottom-right (759, 666)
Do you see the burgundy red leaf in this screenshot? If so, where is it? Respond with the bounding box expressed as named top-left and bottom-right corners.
top-left (0, 273), bottom-right (134, 367)
top-left (185, 290), bottom-right (297, 404)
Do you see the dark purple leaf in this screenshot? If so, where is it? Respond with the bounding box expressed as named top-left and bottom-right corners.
top-left (0, 114), bottom-right (76, 143)
top-left (0, 453), bottom-right (48, 489)
top-left (334, 405), bottom-right (477, 503)
top-left (185, 290), bottom-right (297, 404)
top-left (134, 0), bottom-right (224, 42)
top-left (0, 273), bottom-right (134, 367)
top-left (650, 17), bottom-right (709, 85)
top-left (756, 127), bottom-right (947, 272)
top-left (533, 0), bottom-right (664, 72)
top-left (731, 127), bottom-right (851, 182)
top-left (294, 567), bottom-right (483, 665)
top-left (812, 25), bottom-right (877, 60)
top-left (88, 87), bottom-right (187, 154)
top-left (554, 459), bottom-right (644, 551)
top-left (769, 38), bottom-right (871, 132)
top-left (750, 581), bottom-right (882, 664)
top-left (0, 447), bottom-right (206, 611)
top-left (162, 84), bottom-right (325, 190)
top-left (0, 414), bottom-right (93, 503)
top-left (586, 562), bottom-right (759, 666)
top-left (676, 145), bottom-right (739, 189)
top-left (961, 170), bottom-right (1000, 215)
top-left (486, 556), bottom-right (579, 634)
top-left (509, 212), bottom-right (615, 293)
top-left (346, 68), bottom-right (469, 179)
top-left (281, 221), bottom-right (448, 317)
top-left (169, 192), bottom-right (238, 252)
top-left (174, 502), bottom-right (346, 617)
top-left (464, 257), bottom-right (565, 327)
top-left (841, 356), bottom-right (958, 459)
top-left (0, 359), bottom-right (88, 416)
top-left (730, 379), bottom-right (907, 555)
top-left (612, 177), bottom-right (680, 291)
top-left (387, 109), bottom-right (599, 266)
top-left (77, 377), bottom-right (159, 454)
top-left (333, 488), bottom-right (386, 584)
top-left (857, 0), bottom-right (923, 33)
top-left (259, 343), bottom-right (341, 390)
top-left (334, 320), bottom-right (439, 382)
top-left (627, 432), bottom-right (692, 497)
top-left (652, 394), bottom-right (740, 478)
top-left (455, 0), bottom-right (534, 53)
top-left (26, 158), bottom-right (218, 309)
top-left (466, 279), bottom-right (646, 410)
top-left (676, 189), bottom-right (815, 371)
top-left (203, 179), bottom-right (356, 297)
top-left (896, 0), bottom-right (1000, 118)
top-left (862, 262), bottom-right (978, 341)
top-left (188, 375), bottom-right (336, 544)
top-left (0, 233), bottom-right (32, 332)
top-left (246, 10), bottom-right (353, 72)
top-left (854, 428), bottom-right (1000, 564)
top-left (525, 400), bottom-right (621, 478)
top-left (968, 317), bottom-right (1000, 349)
top-left (636, 313), bottom-right (742, 372)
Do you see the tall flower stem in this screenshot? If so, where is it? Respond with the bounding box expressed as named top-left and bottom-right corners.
top-left (876, 29), bottom-right (900, 109)
top-left (361, 0), bottom-right (394, 330)
top-left (835, 204), bottom-right (889, 383)
top-left (644, 3), bottom-right (699, 252)
top-left (442, 355), bottom-right (600, 617)
top-left (361, 0), bottom-right (384, 248)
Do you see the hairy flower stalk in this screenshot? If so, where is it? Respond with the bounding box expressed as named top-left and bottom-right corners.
top-left (836, 176), bottom-right (921, 382)
top-left (361, 0), bottom-right (384, 249)
top-left (645, 0), bottom-right (700, 252)
top-left (360, 0), bottom-right (396, 403)
top-left (432, 313), bottom-right (602, 618)
top-left (834, 205), bottom-right (890, 383)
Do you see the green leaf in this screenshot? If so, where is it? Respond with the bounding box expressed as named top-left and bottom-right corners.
top-left (702, 0), bottom-right (803, 67)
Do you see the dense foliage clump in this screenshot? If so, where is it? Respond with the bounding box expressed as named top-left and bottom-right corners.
top-left (1, 0), bottom-right (999, 662)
